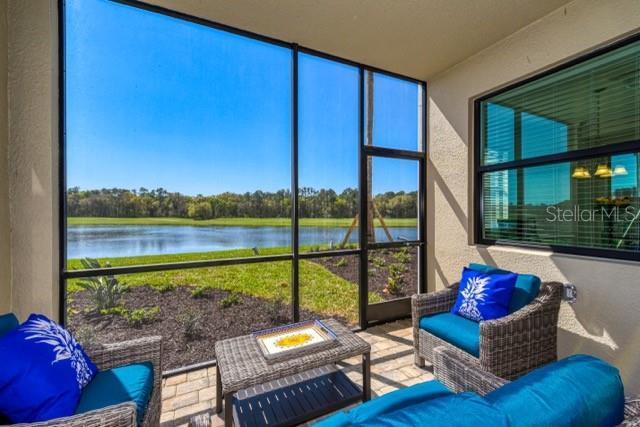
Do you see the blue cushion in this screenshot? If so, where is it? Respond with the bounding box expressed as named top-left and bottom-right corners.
top-left (352, 392), bottom-right (508, 427)
top-left (313, 380), bottom-right (452, 427)
top-left (419, 312), bottom-right (480, 357)
top-left (485, 354), bottom-right (625, 427)
top-left (75, 362), bottom-right (154, 426)
top-left (451, 267), bottom-right (517, 321)
top-left (468, 263), bottom-right (541, 313)
top-left (0, 314), bottom-right (98, 423)
top-left (0, 313), bottom-right (19, 337)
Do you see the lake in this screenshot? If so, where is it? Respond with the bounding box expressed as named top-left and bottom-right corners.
top-left (67, 225), bottom-right (418, 259)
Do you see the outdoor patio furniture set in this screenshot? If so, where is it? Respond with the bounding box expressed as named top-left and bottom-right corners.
top-left (0, 263), bottom-right (637, 426)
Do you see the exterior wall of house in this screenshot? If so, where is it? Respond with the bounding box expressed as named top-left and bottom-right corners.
top-left (0, 1), bottom-right (10, 314)
top-left (427, 0), bottom-right (640, 393)
top-left (6, 0), bottom-right (59, 321)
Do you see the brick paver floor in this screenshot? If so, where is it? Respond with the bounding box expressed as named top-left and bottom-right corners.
top-left (160, 319), bottom-right (434, 426)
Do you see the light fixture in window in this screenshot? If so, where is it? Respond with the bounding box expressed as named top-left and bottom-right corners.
top-left (594, 164), bottom-right (612, 177)
top-left (572, 166), bottom-right (591, 179)
top-left (613, 165), bottom-right (628, 176)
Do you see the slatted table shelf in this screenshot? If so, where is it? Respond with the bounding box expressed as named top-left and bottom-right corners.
top-left (214, 319), bottom-right (371, 427)
top-left (232, 365), bottom-right (362, 427)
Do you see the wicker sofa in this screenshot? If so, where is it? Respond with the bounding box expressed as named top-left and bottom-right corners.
top-left (412, 276), bottom-right (563, 380)
top-left (6, 335), bottom-right (162, 427)
top-left (315, 346), bottom-right (639, 426)
top-left (432, 346), bottom-right (640, 426)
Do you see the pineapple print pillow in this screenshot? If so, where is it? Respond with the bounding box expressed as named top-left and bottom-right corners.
top-left (451, 267), bottom-right (517, 322)
top-left (0, 314), bottom-right (98, 423)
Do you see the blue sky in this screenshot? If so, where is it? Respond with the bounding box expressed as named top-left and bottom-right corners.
top-left (65, 0), bottom-right (420, 196)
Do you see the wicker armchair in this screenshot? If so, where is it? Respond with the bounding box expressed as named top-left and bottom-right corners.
top-left (412, 281), bottom-right (563, 380)
top-left (10, 336), bottom-right (162, 427)
top-left (432, 346), bottom-right (640, 426)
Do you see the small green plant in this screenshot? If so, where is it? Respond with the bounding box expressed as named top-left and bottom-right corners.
top-left (392, 248), bottom-right (412, 264)
top-left (125, 307), bottom-right (160, 327)
top-left (100, 305), bottom-right (159, 327)
top-left (99, 306), bottom-right (128, 316)
top-left (77, 258), bottom-right (128, 312)
top-left (334, 257), bottom-right (348, 267)
top-left (384, 263), bottom-right (406, 296)
top-left (178, 310), bottom-right (204, 341)
top-left (191, 286), bottom-right (207, 299)
top-left (156, 283), bottom-right (176, 293)
top-left (219, 293), bottom-right (241, 309)
top-left (370, 255), bottom-right (386, 269)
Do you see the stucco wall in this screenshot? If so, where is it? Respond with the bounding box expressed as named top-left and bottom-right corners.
top-left (0, 1), bottom-right (10, 314)
top-left (7, 0), bottom-right (59, 321)
top-left (428, 0), bottom-right (640, 393)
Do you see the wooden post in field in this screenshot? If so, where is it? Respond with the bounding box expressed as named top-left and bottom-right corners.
top-left (340, 71), bottom-right (394, 247)
top-left (366, 71), bottom-right (375, 243)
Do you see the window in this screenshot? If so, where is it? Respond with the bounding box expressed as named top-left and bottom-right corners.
top-left (62, 0), bottom-right (426, 370)
top-left (476, 36), bottom-right (640, 260)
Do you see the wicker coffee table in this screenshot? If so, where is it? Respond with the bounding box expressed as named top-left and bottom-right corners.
top-left (214, 319), bottom-right (371, 427)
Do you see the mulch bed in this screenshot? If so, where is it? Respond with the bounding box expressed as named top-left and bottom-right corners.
top-left (68, 286), bottom-right (337, 370)
top-left (68, 248), bottom-right (416, 370)
top-left (313, 247), bottom-right (418, 300)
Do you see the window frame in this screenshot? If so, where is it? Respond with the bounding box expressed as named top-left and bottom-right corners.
top-left (58, 0), bottom-right (428, 336)
top-left (473, 32), bottom-right (640, 262)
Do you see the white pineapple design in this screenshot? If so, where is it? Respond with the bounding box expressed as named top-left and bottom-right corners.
top-left (23, 317), bottom-right (94, 388)
top-left (459, 276), bottom-right (489, 321)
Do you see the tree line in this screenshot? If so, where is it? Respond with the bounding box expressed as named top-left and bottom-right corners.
top-left (67, 187), bottom-right (417, 219)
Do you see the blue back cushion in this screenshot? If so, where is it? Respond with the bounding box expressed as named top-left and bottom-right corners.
top-left (468, 263), bottom-right (541, 313)
top-left (76, 362), bottom-right (154, 426)
top-left (352, 392), bottom-right (508, 427)
top-left (0, 313), bottom-right (19, 337)
top-left (313, 380), bottom-right (453, 427)
top-left (0, 314), bottom-right (98, 423)
top-left (451, 267), bottom-right (517, 321)
top-left (485, 354), bottom-right (625, 427)
top-left (419, 312), bottom-right (480, 357)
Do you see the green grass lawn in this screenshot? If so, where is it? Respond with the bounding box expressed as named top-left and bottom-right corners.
top-left (67, 216), bottom-right (417, 228)
top-left (67, 248), bottom-right (383, 324)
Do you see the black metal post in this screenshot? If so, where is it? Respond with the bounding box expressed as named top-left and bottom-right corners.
top-left (362, 351), bottom-right (371, 401)
top-left (58, 0), bottom-right (68, 325)
top-left (419, 82), bottom-right (427, 294)
top-left (291, 44), bottom-right (300, 322)
top-left (358, 67), bottom-right (368, 329)
top-left (216, 365), bottom-right (223, 414)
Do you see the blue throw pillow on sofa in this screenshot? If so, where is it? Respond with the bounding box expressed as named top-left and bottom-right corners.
top-left (0, 314), bottom-right (98, 423)
top-left (452, 267), bottom-right (517, 322)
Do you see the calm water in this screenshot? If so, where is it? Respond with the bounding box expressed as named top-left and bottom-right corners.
top-left (67, 225), bottom-right (418, 259)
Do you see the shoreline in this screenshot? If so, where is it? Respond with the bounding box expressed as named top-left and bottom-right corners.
top-left (67, 216), bottom-right (417, 228)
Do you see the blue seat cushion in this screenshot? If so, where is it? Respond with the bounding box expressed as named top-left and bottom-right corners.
top-left (353, 392), bottom-right (508, 427)
top-left (314, 380), bottom-right (452, 427)
top-left (75, 362), bottom-right (154, 426)
top-left (485, 354), bottom-right (625, 427)
top-left (419, 312), bottom-right (480, 357)
top-left (0, 313), bottom-right (18, 337)
top-left (468, 263), bottom-right (541, 313)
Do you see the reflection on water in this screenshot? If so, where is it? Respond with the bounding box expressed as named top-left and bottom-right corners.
top-left (67, 225), bottom-right (418, 259)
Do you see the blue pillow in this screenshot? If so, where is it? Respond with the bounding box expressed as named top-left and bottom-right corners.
top-left (468, 263), bottom-right (541, 313)
top-left (452, 267), bottom-right (517, 322)
top-left (0, 314), bottom-right (98, 423)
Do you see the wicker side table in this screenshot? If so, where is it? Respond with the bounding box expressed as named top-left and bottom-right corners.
top-left (214, 319), bottom-right (371, 427)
